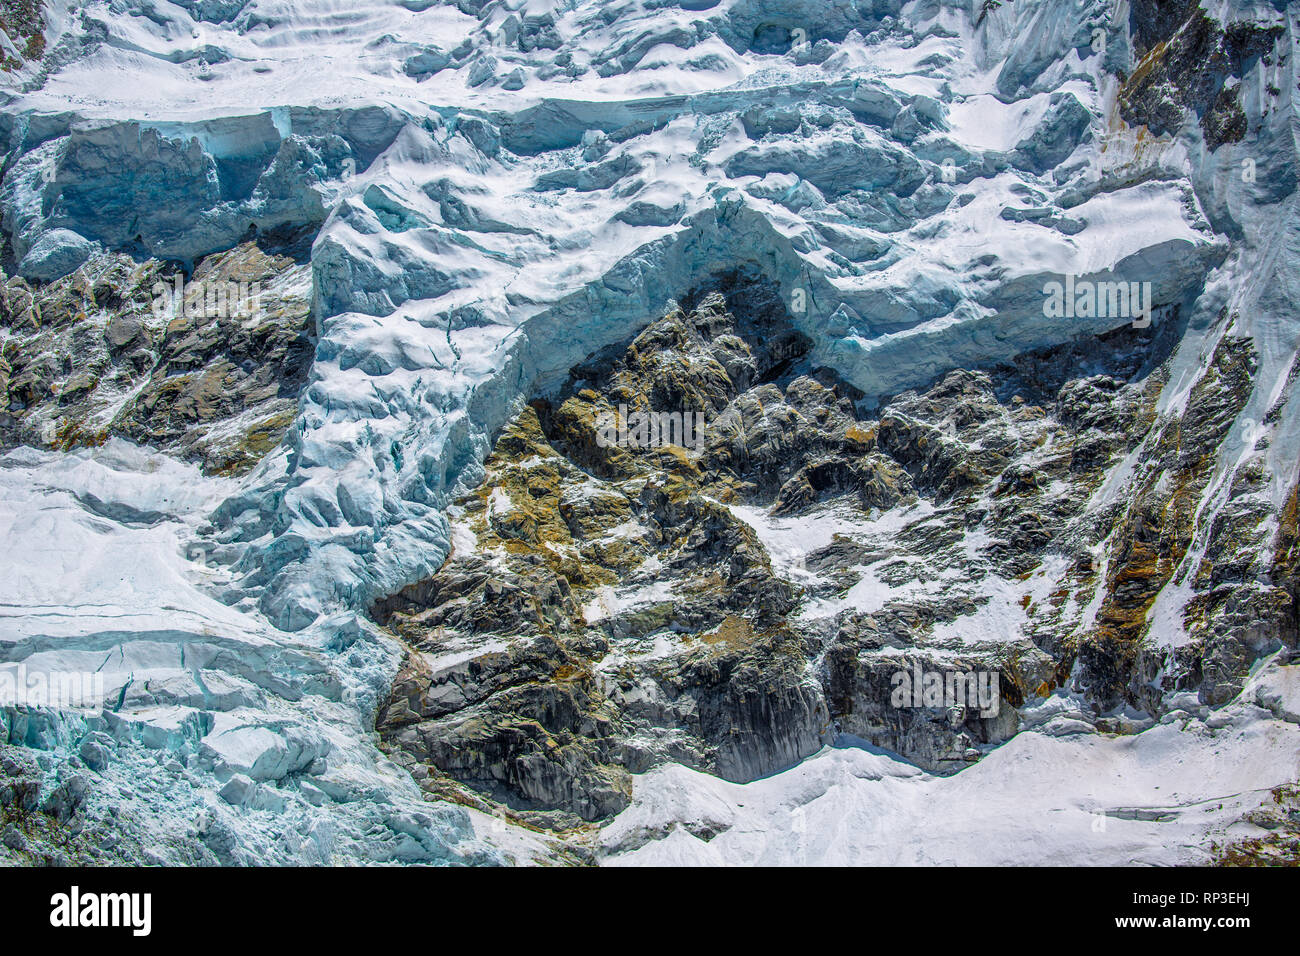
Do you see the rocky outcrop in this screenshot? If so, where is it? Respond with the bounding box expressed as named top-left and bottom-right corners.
top-left (1121, 1), bottom-right (1283, 148)
top-left (374, 274), bottom-right (1297, 825)
top-left (0, 0), bottom-right (44, 71)
top-left (0, 235), bottom-right (314, 475)
top-left (376, 282), bottom-right (838, 824)
top-left (1215, 777), bottom-right (1300, 866)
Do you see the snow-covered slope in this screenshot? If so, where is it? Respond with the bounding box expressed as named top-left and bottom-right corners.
top-left (601, 697), bottom-right (1300, 866)
top-left (1, 0), bottom-right (1298, 865)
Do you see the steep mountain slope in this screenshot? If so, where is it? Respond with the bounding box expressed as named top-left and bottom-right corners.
top-left (0, 0), bottom-right (1297, 865)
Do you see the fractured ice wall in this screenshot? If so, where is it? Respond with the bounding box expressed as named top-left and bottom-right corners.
top-left (0, 0), bottom-right (1269, 638)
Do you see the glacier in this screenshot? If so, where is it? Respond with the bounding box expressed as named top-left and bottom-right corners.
top-left (0, 0), bottom-right (1297, 865)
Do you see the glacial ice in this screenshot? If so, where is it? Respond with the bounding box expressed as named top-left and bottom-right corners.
top-left (0, 441), bottom-right (507, 863)
top-left (1, 0), bottom-right (1298, 864)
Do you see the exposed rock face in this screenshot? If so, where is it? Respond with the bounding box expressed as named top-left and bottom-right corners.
top-left (1121, 0), bottom-right (1283, 148)
top-left (376, 282), bottom-right (838, 823)
top-left (0, 0), bottom-right (44, 71)
top-left (1214, 779), bottom-right (1300, 866)
top-left (376, 279), bottom-right (1300, 825)
top-left (0, 236), bottom-right (314, 475)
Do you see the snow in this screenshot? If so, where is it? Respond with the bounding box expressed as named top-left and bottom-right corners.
top-left (0, 0), bottom-right (1296, 867)
top-left (602, 702), bottom-right (1300, 866)
top-left (728, 499), bottom-right (934, 576)
top-left (946, 91), bottom-right (1054, 152)
top-left (0, 0), bottom-right (1230, 633)
top-left (486, 486), bottom-right (511, 518)
top-left (0, 441), bottom-right (518, 864)
top-left (928, 556), bottom-right (1069, 648)
top-left (582, 578), bottom-right (676, 625)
